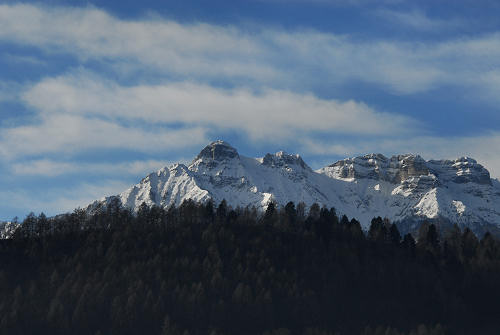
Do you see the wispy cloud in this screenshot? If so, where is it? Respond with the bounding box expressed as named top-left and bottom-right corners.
top-left (1, 4), bottom-right (500, 96)
top-left (10, 159), bottom-right (178, 177)
top-left (0, 111), bottom-right (208, 159)
top-left (2, 53), bottom-right (47, 66)
top-left (376, 9), bottom-right (462, 32)
top-left (0, 4), bottom-right (278, 83)
top-left (7, 71), bottom-right (419, 151)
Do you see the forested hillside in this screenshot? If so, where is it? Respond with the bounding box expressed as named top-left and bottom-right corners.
top-left (1, 200), bottom-right (499, 335)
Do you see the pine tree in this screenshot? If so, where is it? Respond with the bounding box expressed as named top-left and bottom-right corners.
top-left (426, 224), bottom-right (440, 251)
top-left (389, 224), bottom-right (401, 245)
top-left (284, 202), bottom-right (297, 224)
top-left (216, 200), bottom-right (228, 220)
top-left (368, 217), bottom-right (385, 242)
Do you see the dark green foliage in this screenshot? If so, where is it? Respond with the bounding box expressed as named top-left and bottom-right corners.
top-left (1, 201), bottom-right (500, 335)
top-left (389, 224), bottom-right (401, 245)
top-left (368, 217), bottom-right (385, 242)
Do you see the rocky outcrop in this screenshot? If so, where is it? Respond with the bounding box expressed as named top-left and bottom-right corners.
top-left (391, 155), bottom-right (429, 183)
top-left (427, 157), bottom-right (491, 185)
top-left (195, 140), bottom-right (239, 162)
top-left (322, 154), bottom-right (429, 184)
top-left (321, 154), bottom-right (490, 186)
top-left (262, 151), bottom-right (309, 171)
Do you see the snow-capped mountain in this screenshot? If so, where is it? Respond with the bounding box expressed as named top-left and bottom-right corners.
top-left (89, 140), bottom-right (500, 234)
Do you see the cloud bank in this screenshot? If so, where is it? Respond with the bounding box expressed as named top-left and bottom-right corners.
top-left (1, 4), bottom-right (500, 95)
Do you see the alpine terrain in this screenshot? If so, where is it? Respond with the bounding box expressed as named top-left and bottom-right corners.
top-left (88, 140), bottom-right (500, 235)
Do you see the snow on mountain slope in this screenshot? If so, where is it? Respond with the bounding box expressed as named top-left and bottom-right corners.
top-left (91, 140), bottom-right (337, 212)
top-left (319, 154), bottom-right (500, 230)
top-left (88, 140), bottom-right (500, 234)
top-left (0, 221), bottom-right (20, 239)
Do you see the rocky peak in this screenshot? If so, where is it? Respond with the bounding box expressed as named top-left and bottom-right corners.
top-left (324, 153), bottom-right (492, 186)
top-left (194, 140), bottom-right (239, 163)
top-left (326, 153), bottom-right (389, 181)
top-left (427, 157), bottom-right (491, 185)
top-left (389, 154), bottom-right (429, 183)
top-left (324, 153), bottom-right (429, 183)
top-left (262, 151), bottom-right (310, 171)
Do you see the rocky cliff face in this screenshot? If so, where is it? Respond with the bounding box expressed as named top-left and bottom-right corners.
top-left (322, 153), bottom-right (430, 184)
top-left (86, 141), bottom-right (500, 235)
top-left (324, 154), bottom-right (492, 185)
top-left (427, 157), bottom-right (491, 185)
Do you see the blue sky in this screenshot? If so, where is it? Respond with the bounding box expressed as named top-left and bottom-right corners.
top-left (1, 0), bottom-right (500, 220)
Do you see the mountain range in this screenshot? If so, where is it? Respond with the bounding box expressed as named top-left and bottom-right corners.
top-left (87, 140), bottom-right (500, 235)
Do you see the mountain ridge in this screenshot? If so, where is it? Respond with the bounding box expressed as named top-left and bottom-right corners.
top-left (87, 140), bottom-right (500, 235)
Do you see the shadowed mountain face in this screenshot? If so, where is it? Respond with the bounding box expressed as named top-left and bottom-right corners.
top-left (87, 140), bottom-right (500, 235)
top-left (325, 153), bottom-right (430, 183)
top-left (195, 140), bottom-right (240, 162)
top-left (324, 154), bottom-right (491, 185)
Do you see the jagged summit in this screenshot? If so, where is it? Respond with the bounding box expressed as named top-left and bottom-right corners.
top-left (262, 151), bottom-right (310, 171)
top-left (427, 157), bottom-right (491, 185)
top-left (321, 153), bottom-right (492, 186)
top-left (321, 153), bottom-right (429, 184)
top-left (85, 142), bottom-right (500, 236)
top-left (194, 140), bottom-right (239, 163)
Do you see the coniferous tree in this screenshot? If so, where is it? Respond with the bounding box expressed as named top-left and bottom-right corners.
top-left (284, 202), bottom-right (297, 224)
top-left (216, 200), bottom-right (228, 221)
top-left (389, 224), bottom-right (401, 245)
top-left (368, 217), bottom-right (385, 242)
top-left (462, 228), bottom-right (479, 260)
top-left (426, 224), bottom-right (440, 252)
top-left (402, 233), bottom-right (416, 258)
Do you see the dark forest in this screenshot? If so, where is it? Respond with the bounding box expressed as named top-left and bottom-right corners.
top-left (1, 200), bottom-right (499, 335)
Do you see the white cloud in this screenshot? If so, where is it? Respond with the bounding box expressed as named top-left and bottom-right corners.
top-left (1, 4), bottom-right (500, 96)
top-left (0, 112), bottom-right (208, 158)
top-left (0, 70), bottom-right (418, 161)
top-left (19, 71), bottom-right (418, 142)
top-left (1, 53), bottom-right (47, 66)
top-left (10, 159), bottom-right (178, 177)
top-left (376, 9), bottom-right (462, 32)
top-left (0, 4), bottom-right (278, 83)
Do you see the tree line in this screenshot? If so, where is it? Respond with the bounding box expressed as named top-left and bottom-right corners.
top-left (0, 199), bottom-right (499, 334)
